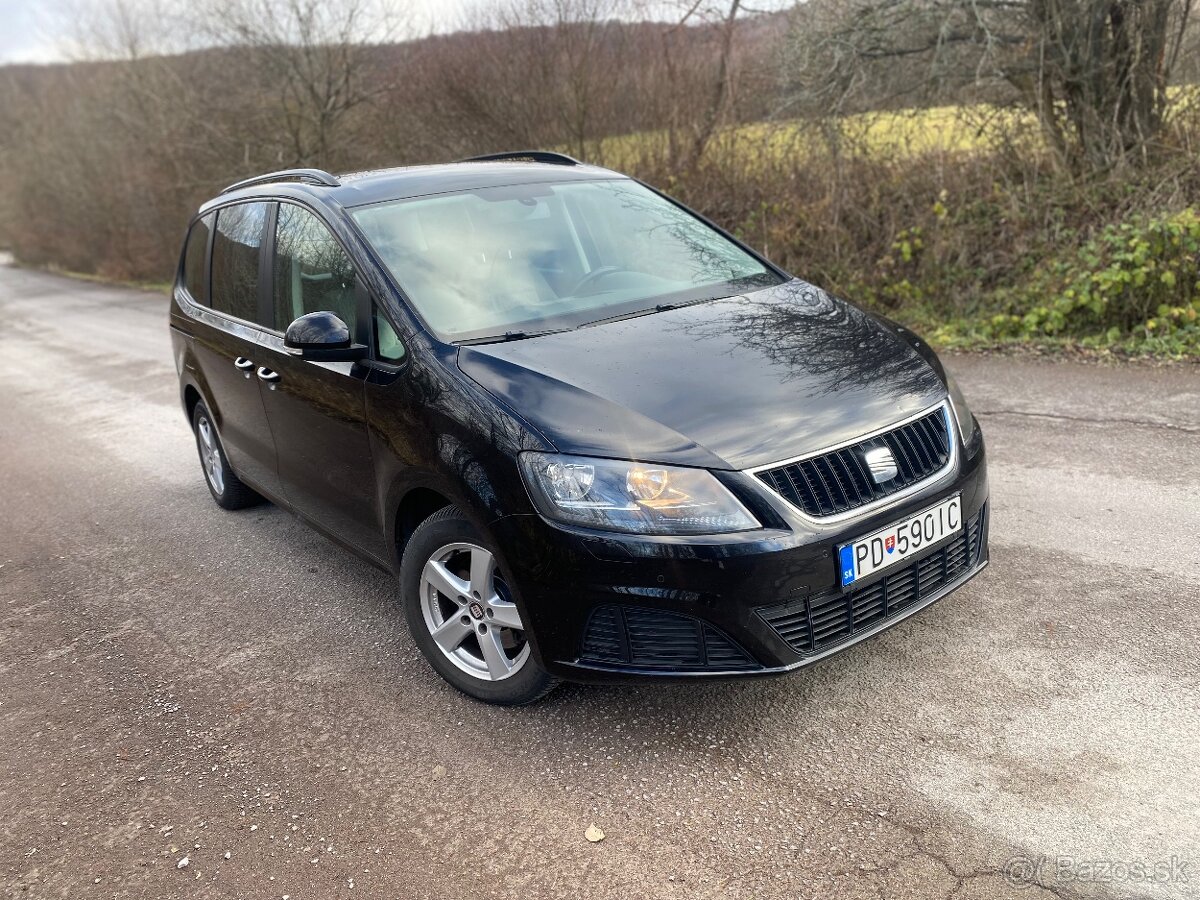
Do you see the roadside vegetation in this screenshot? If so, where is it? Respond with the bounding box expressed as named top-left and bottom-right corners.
top-left (1, 0), bottom-right (1198, 359)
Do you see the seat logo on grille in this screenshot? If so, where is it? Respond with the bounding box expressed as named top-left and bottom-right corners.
top-left (863, 447), bottom-right (898, 484)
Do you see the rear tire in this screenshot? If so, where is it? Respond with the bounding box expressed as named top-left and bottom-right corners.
top-left (191, 402), bottom-right (263, 510)
top-left (401, 506), bottom-right (559, 705)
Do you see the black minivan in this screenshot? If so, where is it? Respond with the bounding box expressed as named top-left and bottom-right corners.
top-left (171, 152), bottom-right (989, 705)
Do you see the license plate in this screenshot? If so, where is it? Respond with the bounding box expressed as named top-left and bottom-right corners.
top-left (838, 494), bottom-right (962, 588)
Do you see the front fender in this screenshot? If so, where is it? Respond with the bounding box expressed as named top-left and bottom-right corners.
top-left (367, 341), bottom-right (549, 573)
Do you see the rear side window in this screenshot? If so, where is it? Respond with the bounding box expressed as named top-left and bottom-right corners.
top-left (273, 204), bottom-right (357, 333)
top-left (211, 202), bottom-right (269, 324)
top-left (183, 214), bottom-right (213, 303)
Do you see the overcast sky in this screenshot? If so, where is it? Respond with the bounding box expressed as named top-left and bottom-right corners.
top-left (0, 0), bottom-right (794, 65)
top-left (0, 0), bottom-right (477, 64)
top-left (0, 0), bottom-right (56, 63)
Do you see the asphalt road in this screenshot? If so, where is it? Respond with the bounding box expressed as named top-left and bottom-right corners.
top-left (1, 262), bottom-right (1198, 900)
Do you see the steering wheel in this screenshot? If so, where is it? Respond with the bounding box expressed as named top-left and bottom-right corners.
top-left (569, 265), bottom-right (624, 296)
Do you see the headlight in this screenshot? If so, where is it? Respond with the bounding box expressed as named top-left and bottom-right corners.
top-left (945, 374), bottom-right (976, 444)
top-left (519, 452), bottom-right (760, 535)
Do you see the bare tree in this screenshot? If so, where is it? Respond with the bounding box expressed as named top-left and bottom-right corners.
top-left (424, 0), bottom-right (638, 160)
top-left (196, 0), bottom-right (409, 168)
top-left (681, 0), bottom-right (743, 168)
top-left (783, 0), bottom-right (1195, 171)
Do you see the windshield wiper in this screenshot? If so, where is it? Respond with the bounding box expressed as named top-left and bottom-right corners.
top-left (455, 328), bottom-right (570, 345)
top-left (577, 296), bottom-right (725, 330)
top-left (455, 295), bottom-right (733, 345)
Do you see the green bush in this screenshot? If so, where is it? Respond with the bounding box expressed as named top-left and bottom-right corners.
top-left (907, 210), bottom-right (1200, 357)
top-left (975, 210), bottom-right (1200, 356)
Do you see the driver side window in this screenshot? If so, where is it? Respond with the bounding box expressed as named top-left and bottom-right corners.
top-left (273, 204), bottom-right (357, 333)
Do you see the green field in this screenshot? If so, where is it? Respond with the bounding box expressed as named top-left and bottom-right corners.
top-left (590, 104), bottom-right (1036, 170)
top-left (594, 88), bottom-right (1199, 170)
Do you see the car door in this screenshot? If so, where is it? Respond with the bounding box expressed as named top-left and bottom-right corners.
top-left (253, 202), bottom-right (385, 561)
top-left (186, 202), bottom-right (282, 498)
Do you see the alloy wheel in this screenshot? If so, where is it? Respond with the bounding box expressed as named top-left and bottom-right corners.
top-left (196, 415), bottom-right (224, 494)
top-left (419, 542), bottom-right (530, 681)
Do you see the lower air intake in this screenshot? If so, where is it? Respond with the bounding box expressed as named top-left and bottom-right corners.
top-left (580, 606), bottom-right (760, 672)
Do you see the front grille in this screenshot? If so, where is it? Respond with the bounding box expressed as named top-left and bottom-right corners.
top-left (759, 505), bottom-right (986, 656)
top-left (756, 407), bottom-right (952, 518)
top-left (580, 606), bottom-right (760, 671)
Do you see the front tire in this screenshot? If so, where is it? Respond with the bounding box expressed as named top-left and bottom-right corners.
top-left (191, 403), bottom-right (263, 510)
top-left (400, 507), bottom-right (559, 705)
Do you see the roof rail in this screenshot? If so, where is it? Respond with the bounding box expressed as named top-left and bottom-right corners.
top-left (220, 168), bottom-right (341, 194)
top-left (460, 150), bottom-right (580, 166)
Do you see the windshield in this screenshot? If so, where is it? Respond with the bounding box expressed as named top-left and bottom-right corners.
top-left (351, 178), bottom-right (782, 342)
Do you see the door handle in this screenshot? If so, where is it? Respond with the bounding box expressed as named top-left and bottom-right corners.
top-left (234, 356), bottom-right (254, 370)
top-left (256, 367), bottom-right (281, 383)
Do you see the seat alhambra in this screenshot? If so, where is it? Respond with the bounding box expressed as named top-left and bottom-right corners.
top-left (170, 151), bottom-right (989, 705)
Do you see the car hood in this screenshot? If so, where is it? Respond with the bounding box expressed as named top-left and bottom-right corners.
top-left (456, 280), bottom-right (947, 470)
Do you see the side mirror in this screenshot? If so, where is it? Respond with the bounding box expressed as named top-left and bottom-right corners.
top-left (284, 311), bottom-right (367, 361)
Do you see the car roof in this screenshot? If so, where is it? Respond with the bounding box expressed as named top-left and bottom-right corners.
top-left (204, 160), bottom-right (626, 213)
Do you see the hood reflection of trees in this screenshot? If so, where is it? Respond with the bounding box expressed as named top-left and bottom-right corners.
top-left (674, 280), bottom-right (933, 395)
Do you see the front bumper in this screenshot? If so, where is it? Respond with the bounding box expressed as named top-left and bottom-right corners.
top-left (490, 435), bottom-right (990, 684)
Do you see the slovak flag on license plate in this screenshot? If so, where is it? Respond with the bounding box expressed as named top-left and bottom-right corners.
top-left (885, 535), bottom-right (896, 554)
top-left (839, 545), bottom-right (855, 585)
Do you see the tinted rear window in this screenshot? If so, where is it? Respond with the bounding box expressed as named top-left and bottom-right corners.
top-left (211, 202), bottom-right (269, 324)
top-left (183, 213), bottom-right (213, 303)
